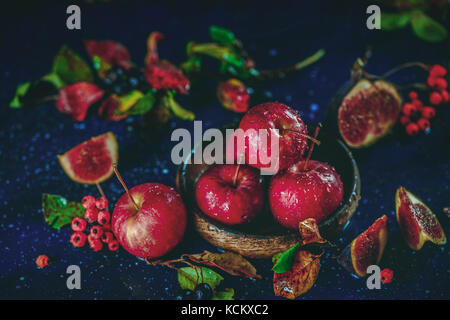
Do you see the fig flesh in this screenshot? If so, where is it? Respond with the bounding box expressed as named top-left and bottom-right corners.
top-left (58, 132), bottom-right (118, 185)
top-left (395, 187), bottom-right (446, 250)
top-left (337, 79), bottom-right (401, 148)
top-left (338, 215), bottom-right (388, 277)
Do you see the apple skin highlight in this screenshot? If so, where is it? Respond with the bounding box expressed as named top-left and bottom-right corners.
top-left (112, 183), bottom-right (187, 259)
top-left (269, 160), bottom-right (344, 229)
top-left (195, 164), bottom-right (264, 226)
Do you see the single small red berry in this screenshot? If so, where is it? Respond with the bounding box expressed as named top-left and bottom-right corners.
top-left (406, 122), bottom-right (420, 136)
top-left (101, 231), bottom-right (115, 243)
top-left (417, 118), bottom-right (431, 131)
top-left (402, 103), bottom-right (417, 116)
top-left (95, 197), bottom-right (108, 210)
top-left (412, 99), bottom-right (423, 110)
top-left (380, 268), bottom-right (394, 284)
top-left (84, 207), bottom-right (99, 223)
top-left (421, 106), bottom-right (436, 119)
top-left (70, 231), bottom-right (87, 247)
top-left (36, 254), bottom-right (50, 268)
top-left (97, 211), bottom-right (111, 225)
top-left (400, 115), bottom-right (411, 126)
top-left (408, 91), bottom-right (418, 100)
top-left (427, 76), bottom-right (437, 88)
top-left (430, 91), bottom-right (443, 105)
top-left (429, 64), bottom-right (447, 78)
top-left (81, 195), bottom-right (96, 209)
top-left (71, 217), bottom-right (87, 232)
top-left (108, 239), bottom-right (120, 251)
top-left (90, 225), bottom-right (104, 239)
top-left (435, 78), bottom-right (447, 90)
top-left (89, 239), bottom-right (103, 252)
top-left (441, 90), bottom-right (450, 103)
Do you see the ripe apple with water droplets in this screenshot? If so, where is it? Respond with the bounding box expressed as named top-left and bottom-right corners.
top-left (195, 164), bottom-right (264, 226)
top-left (112, 182), bottom-right (187, 259)
top-left (269, 160), bottom-right (344, 229)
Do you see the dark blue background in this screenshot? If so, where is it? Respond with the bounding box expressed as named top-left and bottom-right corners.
top-left (1, 0), bottom-right (449, 299)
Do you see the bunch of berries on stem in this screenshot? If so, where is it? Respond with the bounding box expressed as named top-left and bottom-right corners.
top-left (70, 195), bottom-right (119, 252)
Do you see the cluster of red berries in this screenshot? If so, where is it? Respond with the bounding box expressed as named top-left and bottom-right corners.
top-left (69, 195), bottom-right (119, 252)
top-left (427, 65), bottom-right (449, 106)
top-left (400, 91), bottom-right (435, 136)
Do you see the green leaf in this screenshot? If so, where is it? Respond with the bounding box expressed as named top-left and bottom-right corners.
top-left (381, 12), bottom-right (411, 30)
top-left (210, 26), bottom-right (236, 44)
top-left (190, 43), bottom-right (244, 69)
top-left (272, 243), bottom-right (300, 273)
top-left (163, 91), bottom-right (195, 121)
top-left (42, 193), bottom-right (85, 229)
top-left (124, 90), bottom-right (156, 115)
top-left (42, 73), bottom-right (65, 90)
top-left (10, 82), bottom-right (31, 108)
top-left (178, 267), bottom-right (223, 291)
top-left (213, 288), bottom-right (235, 300)
top-left (410, 11), bottom-right (447, 42)
top-left (92, 55), bottom-right (113, 79)
top-left (181, 56), bottom-right (202, 73)
top-left (52, 46), bottom-right (94, 85)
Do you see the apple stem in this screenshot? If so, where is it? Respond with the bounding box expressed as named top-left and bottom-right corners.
top-left (232, 153), bottom-right (244, 186)
top-left (284, 129), bottom-right (321, 146)
top-left (95, 182), bottom-right (106, 199)
top-left (303, 123), bottom-right (322, 171)
top-left (112, 163), bottom-right (139, 211)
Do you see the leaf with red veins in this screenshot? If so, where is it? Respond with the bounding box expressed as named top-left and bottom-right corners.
top-left (98, 95), bottom-right (129, 121)
top-left (84, 40), bottom-right (133, 70)
top-left (144, 60), bottom-right (190, 94)
top-left (56, 82), bottom-right (104, 121)
top-left (145, 32), bottom-right (165, 65)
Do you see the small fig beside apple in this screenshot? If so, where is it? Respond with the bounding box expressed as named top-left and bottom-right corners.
top-left (338, 215), bottom-right (388, 277)
top-left (395, 187), bottom-right (446, 250)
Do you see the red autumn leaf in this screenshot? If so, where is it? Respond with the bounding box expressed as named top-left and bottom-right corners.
top-left (183, 250), bottom-right (261, 279)
top-left (84, 40), bottom-right (132, 70)
top-left (145, 32), bottom-right (165, 65)
top-left (98, 95), bottom-right (128, 121)
top-left (298, 218), bottom-right (327, 246)
top-left (56, 82), bottom-right (104, 121)
top-left (144, 60), bottom-right (190, 94)
top-left (273, 250), bottom-right (321, 299)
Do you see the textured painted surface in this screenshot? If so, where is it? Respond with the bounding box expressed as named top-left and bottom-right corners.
top-left (0, 1), bottom-right (449, 299)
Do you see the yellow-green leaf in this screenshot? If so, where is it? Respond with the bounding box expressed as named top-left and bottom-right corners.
top-left (52, 46), bottom-right (94, 85)
top-left (178, 267), bottom-right (223, 291)
top-left (411, 11), bottom-right (447, 42)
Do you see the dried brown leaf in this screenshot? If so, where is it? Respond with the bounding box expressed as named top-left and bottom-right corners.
top-left (183, 250), bottom-right (261, 279)
top-left (273, 250), bottom-right (321, 299)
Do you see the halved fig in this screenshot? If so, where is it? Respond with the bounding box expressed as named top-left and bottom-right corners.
top-left (58, 132), bottom-right (118, 185)
top-left (395, 187), bottom-right (446, 250)
top-left (338, 215), bottom-right (388, 277)
top-left (338, 79), bottom-right (401, 148)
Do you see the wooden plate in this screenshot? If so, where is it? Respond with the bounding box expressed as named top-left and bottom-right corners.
top-left (176, 126), bottom-right (361, 259)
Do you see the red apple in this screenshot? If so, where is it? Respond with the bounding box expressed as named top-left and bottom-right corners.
top-left (195, 164), bottom-right (264, 225)
top-left (269, 160), bottom-right (344, 229)
top-left (226, 102), bottom-right (309, 173)
top-left (112, 183), bottom-right (187, 259)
